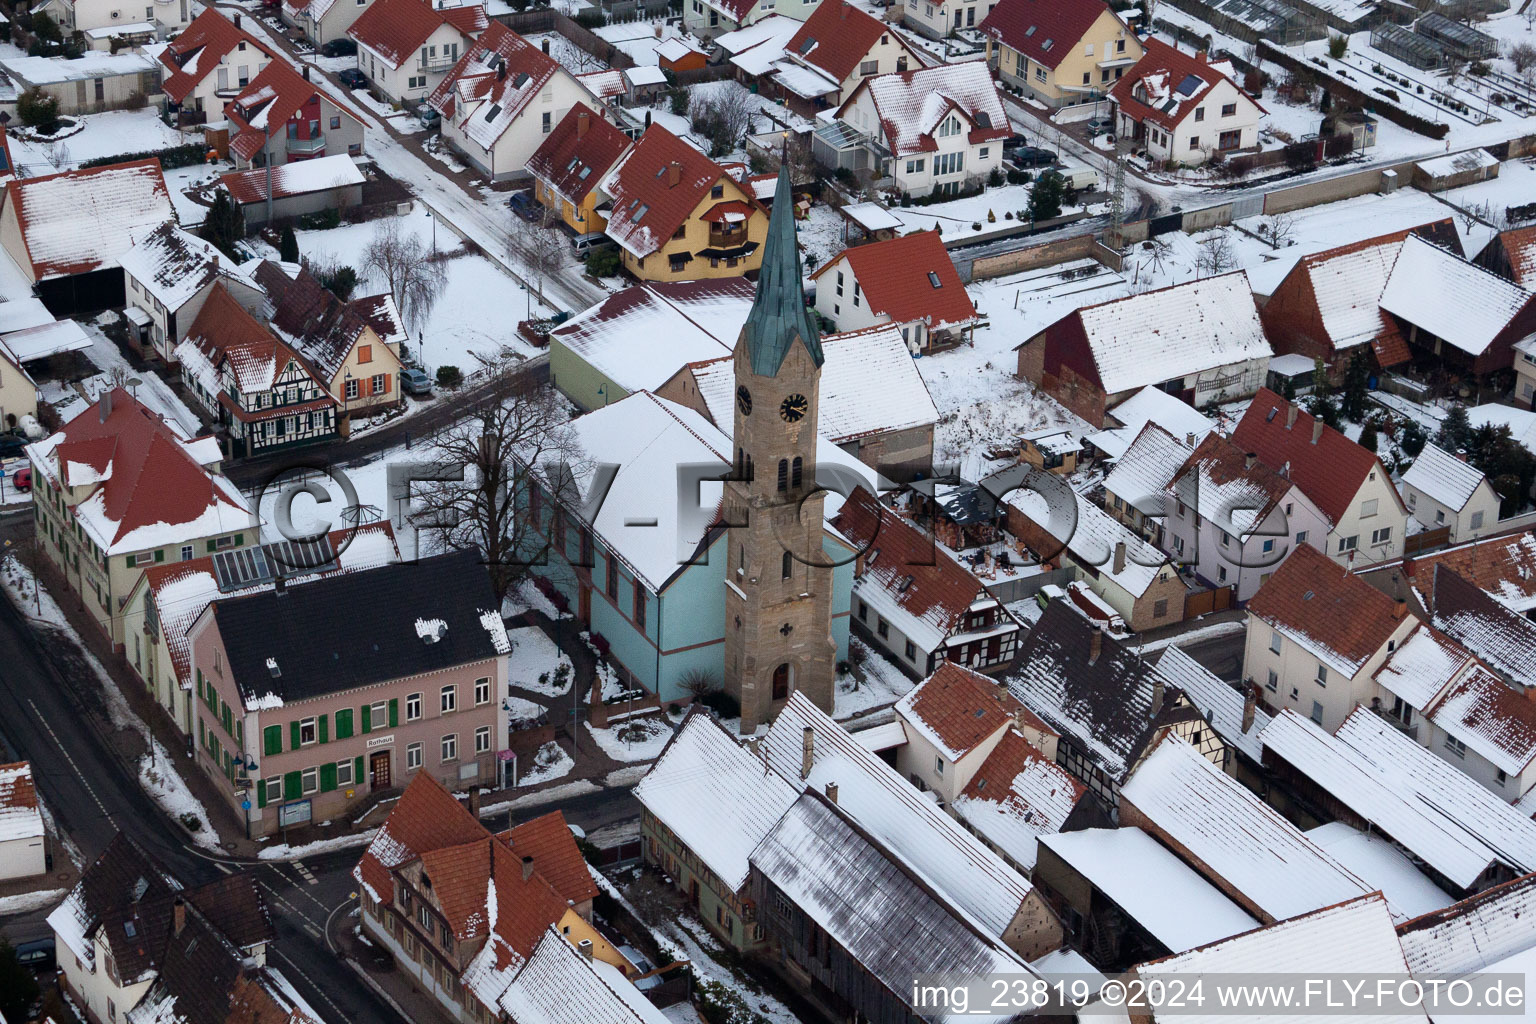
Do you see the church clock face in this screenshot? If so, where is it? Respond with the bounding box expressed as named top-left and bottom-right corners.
top-left (779, 394), bottom-right (808, 423)
top-left (736, 386), bottom-right (752, 416)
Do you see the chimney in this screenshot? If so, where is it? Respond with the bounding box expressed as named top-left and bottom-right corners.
top-left (1455, 448), bottom-right (1468, 462)
top-left (1244, 452), bottom-right (1257, 470)
top-left (800, 725), bottom-right (814, 779)
top-left (521, 855), bottom-right (534, 881)
top-left (577, 110), bottom-right (590, 139)
top-left (1285, 404), bottom-right (1298, 429)
top-left (1088, 622), bottom-right (1103, 664)
top-left (1311, 418), bottom-right (1324, 444)
top-left (542, 37), bottom-right (551, 53)
top-left (1242, 685), bottom-right (1257, 732)
top-left (303, 64), bottom-right (310, 82)
top-left (467, 786), bottom-right (481, 818)
top-left (1150, 675), bottom-right (1165, 716)
top-left (234, 12), bottom-right (241, 27)
top-left (1185, 432), bottom-right (1196, 446)
top-left (99, 389), bottom-right (114, 423)
top-left (578, 939), bottom-right (593, 961)
top-left (1393, 598), bottom-right (1408, 620)
top-left (1113, 542), bottom-right (1126, 575)
top-left (173, 897), bottom-right (186, 936)
top-left (667, 161), bottom-right (681, 187)
top-left (824, 781), bottom-right (838, 804)
top-left (1196, 49), bottom-right (1208, 62)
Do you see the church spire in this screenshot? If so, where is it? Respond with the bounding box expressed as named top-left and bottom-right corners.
top-left (740, 161), bottom-right (822, 378)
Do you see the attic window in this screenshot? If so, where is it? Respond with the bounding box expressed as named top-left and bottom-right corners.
top-left (566, 157), bottom-right (579, 172)
top-left (976, 778), bottom-right (987, 790)
top-left (266, 656), bottom-right (281, 678)
top-left (655, 165), bottom-right (667, 178)
top-left (124, 921), bottom-right (138, 938)
top-left (634, 203), bottom-right (649, 220)
top-left (1041, 38), bottom-right (1054, 50)
top-left (798, 36), bottom-right (816, 54)
top-left (898, 574), bottom-right (915, 593)
top-left (928, 271), bottom-right (942, 288)
top-left (514, 71), bottom-right (530, 87)
top-left (1024, 24), bottom-right (1035, 35)
top-left (578, 166), bottom-right (591, 180)
top-left (975, 111), bottom-right (991, 128)
top-left (974, 708), bottom-right (986, 717)
top-left (485, 103), bottom-right (502, 122)
top-left (1302, 590), bottom-right (1315, 600)
top-left (1265, 407), bottom-right (1278, 422)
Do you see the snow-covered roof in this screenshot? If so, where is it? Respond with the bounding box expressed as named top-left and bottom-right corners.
top-left (949, 728), bottom-right (1084, 872)
top-left (1424, 663), bottom-right (1536, 777)
top-left (761, 692), bottom-right (1037, 941)
top-left (839, 60), bottom-right (1009, 160)
top-left (1120, 734), bottom-right (1371, 922)
top-left (1259, 709), bottom-right (1511, 890)
top-left (839, 201), bottom-right (902, 233)
top-left (0, 761), bottom-right (42, 843)
top-left (750, 794), bottom-right (1032, 1024)
top-left (598, 123), bottom-right (742, 260)
top-left (1137, 894), bottom-right (1427, 1024)
top-left (119, 223), bottom-right (254, 313)
top-left (1372, 621), bottom-right (1471, 711)
top-left (1040, 827), bottom-right (1259, 953)
top-left (1401, 441), bottom-right (1489, 513)
top-left (4, 159), bottom-right (173, 281)
top-left (1155, 646), bottom-right (1268, 763)
top-left (1277, 233), bottom-right (1410, 357)
top-left (1100, 423), bottom-right (1192, 520)
top-left (1110, 38), bottom-right (1260, 133)
top-left (497, 928), bottom-right (671, 1024)
top-left (1087, 385), bottom-right (1215, 461)
top-left (427, 23), bottom-right (563, 151)
top-left (1379, 235), bottom-right (1536, 359)
top-left (621, 65), bottom-right (668, 87)
top-left (1397, 873), bottom-right (1536, 976)
top-left (632, 710), bottom-right (799, 892)
top-left (1170, 431), bottom-right (1295, 538)
top-left (0, 297), bottom-right (56, 335)
top-left (1415, 147), bottom-right (1499, 178)
top-left (0, 51), bottom-right (155, 84)
top-left (767, 57), bottom-right (840, 100)
top-left (219, 154), bottom-right (365, 205)
top-left (1050, 272), bottom-right (1272, 396)
top-left (1307, 822), bottom-right (1453, 924)
top-left (1429, 561), bottom-right (1536, 688)
top-left (1, 318), bottom-right (93, 362)
top-left (1467, 403), bottom-right (1536, 458)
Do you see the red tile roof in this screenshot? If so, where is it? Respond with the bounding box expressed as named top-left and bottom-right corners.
top-left (600, 124), bottom-right (744, 259)
top-left (1110, 38), bottom-right (1263, 133)
top-left (979, 0), bottom-right (1127, 71)
top-left (159, 9), bottom-right (277, 105)
top-left (525, 103), bottom-right (631, 208)
top-left (1411, 533), bottom-right (1536, 610)
top-left (1247, 544), bottom-right (1408, 675)
top-left (355, 773), bottom-right (487, 906)
top-left (347, 0), bottom-right (487, 69)
top-left (1493, 224), bottom-right (1536, 289)
top-left (838, 61), bottom-right (1010, 159)
top-left (184, 283), bottom-right (333, 401)
top-left (785, 0), bottom-right (891, 85)
top-left (809, 230), bottom-right (977, 330)
top-left (956, 727), bottom-right (1086, 816)
top-left (225, 62), bottom-right (363, 162)
top-left (0, 762), bottom-right (37, 813)
top-left (3, 159), bottom-right (173, 281)
top-left (1228, 388), bottom-right (1396, 526)
top-left (426, 22), bottom-right (562, 146)
top-left (501, 811), bottom-right (599, 908)
top-left (901, 662), bottom-right (1034, 757)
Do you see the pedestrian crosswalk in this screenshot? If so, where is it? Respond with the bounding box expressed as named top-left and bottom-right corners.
top-left (293, 860), bottom-right (319, 886)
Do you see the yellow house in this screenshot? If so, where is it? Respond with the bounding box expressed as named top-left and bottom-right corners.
top-left (980, 0), bottom-right (1141, 107)
top-left (527, 103), bottom-right (632, 234)
top-left (599, 123), bottom-right (769, 283)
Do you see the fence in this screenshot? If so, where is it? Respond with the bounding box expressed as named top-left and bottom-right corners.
top-left (967, 228), bottom-right (1114, 281)
top-left (983, 565), bottom-right (1075, 605)
top-left (491, 8), bottom-right (636, 68)
top-left (1256, 40), bottom-right (1450, 140)
top-left (1261, 157), bottom-right (1419, 214)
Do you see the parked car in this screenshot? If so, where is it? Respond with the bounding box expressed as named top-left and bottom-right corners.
top-left (338, 68), bottom-right (366, 90)
top-left (1061, 167), bottom-right (1101, 191)
top-left (399, 367), bottom-right (434, 397)
top-left (12, 465), bottom-right (31, 491)
top-left (508, 190), bottom-right (539, 222)
top-left (1086, 117), bottom-right (1113, 135)
top-left (417, 103), bottom-right (440, 129)
top-left (1007, 146), bottom-right (1057, 168)
top-left (14, 937), bottom-right (55, 972)
top-left (320, 38), bottom-right (357, 57)
top-left (571, 231), bottom-right (611, 255)
top-left (0, 434), bottom-right (27, 458)
top-left (617, 945), bottom-right (661, 992)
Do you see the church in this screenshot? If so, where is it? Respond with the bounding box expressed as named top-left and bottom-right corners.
top-left (521, 165), bottom-right (871, 729)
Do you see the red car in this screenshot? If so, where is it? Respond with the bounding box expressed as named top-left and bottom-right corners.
top-left (13, 466), bottom-right (30, 492)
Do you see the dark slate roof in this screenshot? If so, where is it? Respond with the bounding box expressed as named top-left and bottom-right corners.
top-left (128, 907), bottom-right (303, 1024)
top-left (1431, 564), bottom-right (1536, 690)
top-left (1001, 600), bottom-right (1199, 784)
top-left (210, 549), bottom-right (506, 705)
top-left (253, 260), bottom-right (370, 380)
top-left (739, 163), bottom-right (822, 378)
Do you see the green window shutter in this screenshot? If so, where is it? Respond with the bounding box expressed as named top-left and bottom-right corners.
top-left (206, 540), bottom-right (217, 553)
top-left (354, 756), bottom-right (364, 788)
top-left (361, 704), bottom-right (372, 734)
top-left (320, 762), bottom-right (337, 792)
top-left (257, 781), bottom-right (267, 809)
top-left (222, 705), bottom-right (232, 735)
top-left (290, 721), bottom-right (301, 749)
top-left (388, 699), bottom-right (399, 728)
top-left (283, 771), bottom-right (302, 801)
top-left (235, 533), bottom-right (244, 545)
top-left (318, 714), bottom-right (329, 744)
top-left (237, 721), bottom-right (244, 746)
top-left (196, 671), bottom-right (203, 699)
top-left (264, 725), bottom-right (282, 756)
top-left (335, 709), bottom-right (353, 739)
top-left (154, 549), bottom-right (164, 563)
top-left (198, 718), bottom-right (205, 746)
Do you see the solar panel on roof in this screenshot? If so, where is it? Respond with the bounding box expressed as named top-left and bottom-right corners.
top-left (212, 537), bottom-right (337, 592)
top-left (1176, 73), bottom-right (1203, 96)
top-left (975, 111), bottom-right (991, 128)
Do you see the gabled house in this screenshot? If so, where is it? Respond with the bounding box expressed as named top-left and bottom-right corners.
top-left (31, 0), bottom-right (191, 46)
top-left (0, 158), bottom-right (174, 314)
top-left (822, 61), bottom-right (1008, 197)
top-left (175, 283), bottom-right (341, 458)
top-left (224, 60), bottom-right (366, 169)
top-left (1156, 645), bottom-right (1270, 774)
top-left (1109, 38), bottom-right (1264, 166)
top-left (158, 9), bottom-right (276, 118)
top-left (1399, 442), bottom-right (1503, 543)
top-left (635, 709), bottom-right (800, 952)
top-left (282, 0), bottom-right (372, 48)
top-left (26, 388), bottom-right (253, 649)
top-left (832, 486), bottom-right (1020, 678)
top-left (186, 550), bottom-right (510, 837)
top-left (1427, 559), bottom-right (1536, 692)
top-left (1475, 223), bottom-right (1536, 291)
top-left (348, 0), bottom-right (488, 105)
top-left (810, 230), bottom-right (979, 351)
top-left (1380, 234), bottom-right (1536, 379)
top-left (526, 103), bottom-right (631, 234)
top-left (119, 222), bottom-right (265, 363)
top-left (122, 523), bottom-right (399, 738)
top-left (771, 0), bottom-right (923, 115)
top-left (48, 835), bottom-right (293, 1024)
top-left (427, 22), bottom-right (592, 182)
top-left (1002, 600), bottom-right (1224, 816)
top-left (1101, 423), bottom-right (1194, 544)
top-left (903, 0), bottom-right (1001, 38)
top-left (0, 762), bottom-right (46, 880)
top-left (253, 260), bottom-right (405, 428)
top-left (1083, 383), bottom-right (1216, 462)
top-left (355, 774), bottom-right (654, 1024)
top-left (1163, 431), bottom-right (1331, 601)
top-left (1242, 543), bottom-right (1418, 732)
top-left (683, 0), bottom-right (818, 41)
top-left (598, 124), bottom-right (768, 281)
top-left (217, 153), bottom-right (368, 229)
top-left (1397, 872), bottom-right (1536, 979)
top-left (1257, 222), bottom-right (1461, 379)
top-left (1229, 389), bottom-right (1408, 567)
top-left (1118, 733), bottom-right (1372, 924)
top-left (979, 0), bottom-right (1141, 107)
top-left (1015, 272), bottom-right (1272, 427)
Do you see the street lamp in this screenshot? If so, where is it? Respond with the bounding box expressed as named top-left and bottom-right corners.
top-left (426, 207), bottom-right (437, 257)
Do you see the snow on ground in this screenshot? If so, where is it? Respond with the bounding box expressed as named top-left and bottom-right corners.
top-left (256, 830), bottom-right (379, 860)
top-left (524, 31), bottom-right (611, 75)
top-left (508, 577), bottom-right (571, 621)
top-left (583, 714), bottom-right (674, 762)
top-left (1440, 156), bottom-right (1536, 227)
top-left (7, 109), bottom-right (185, 176)
top-left (594, 19), bottom-right (695, 65)
top-left (506, 626), bottom-right (575, 696)
top-left (2, 554), bottom-right (70, 628)
top-left (140, 750), bottom-right (223, 850)
top-left (292, 206), bottom-right (547, 376)
top-left (836, 638), bottom-right (917, 720)
top-left (164, 162), bottom-right (230, 228)
top-left (888, 183), bottom-right (1100, 243)
top-left (517, 740), bottom-right (575, 786)
top-left (0, 888), bottom-right (66, 916)
top-left (1136, 617), bottom-right (1248, 653)
top-left (603, 763), bottom-right (649, 787)
top-left (483, 778), bottom-right (599, 817)
top-left (78, 321), bottom-right (202, 435)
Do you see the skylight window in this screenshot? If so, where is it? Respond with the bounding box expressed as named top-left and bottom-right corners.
top-left (566, 157), bottom-right (579, 172)
top-left (1024, 24), bottom-right (1036, 35)
top-left (798, 36), bottom-right (816, 54)
top-left (1041, 38), bottom-right (1054, 50)
top-left (484, 103), bottom-right (501, 122)
top-left (928, 271), bottom-right (942, 288)
top-left (634, 203), bottom-right (649, 220)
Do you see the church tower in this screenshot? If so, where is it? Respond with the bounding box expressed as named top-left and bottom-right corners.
top-left (723, 163), bottom-right (837, 733)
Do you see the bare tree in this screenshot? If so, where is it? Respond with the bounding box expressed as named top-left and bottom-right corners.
top-left (1510, 41), bottom-right (1536, 73)
top-left (688, 87), bottom-right (759, 157)
top-left (45, 140), bottom-right (70, 171)
top-left (1195, 231), bottom-right (1236, 277)
top-left (507, 209), bottom-right (566, 317)
top-left (1259, 211), bottom-right (1296, 248)
top-left (410, 370), bottom-right (585, 604)
top-left (362, 218), bottom-right (447, 338)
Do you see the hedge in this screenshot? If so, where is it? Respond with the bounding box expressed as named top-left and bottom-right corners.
top-left (81, 141), bottom-right (210, 171)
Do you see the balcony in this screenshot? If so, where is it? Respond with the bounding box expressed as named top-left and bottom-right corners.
top-left (285, 134), bottom-right (327, 155)
top-left (419, 54), bottom-right (457, 71)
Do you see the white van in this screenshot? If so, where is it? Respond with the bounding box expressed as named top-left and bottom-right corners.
top-left (1061, 167), bottom-right (1100, 192)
